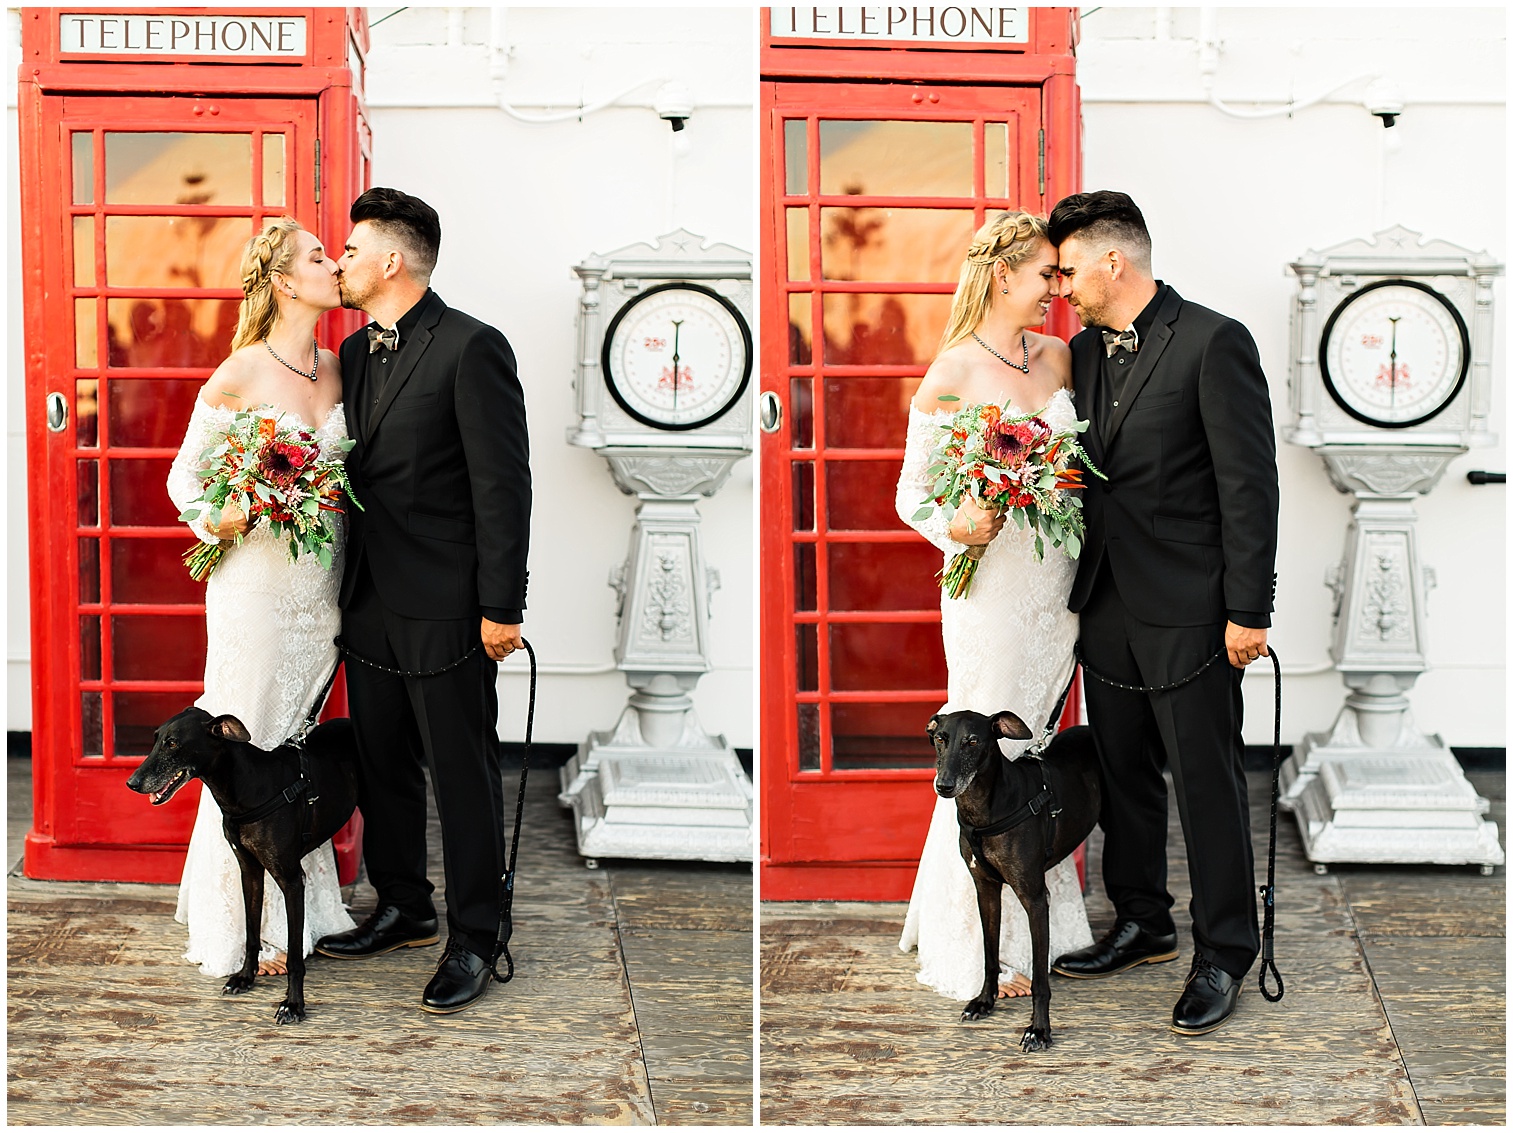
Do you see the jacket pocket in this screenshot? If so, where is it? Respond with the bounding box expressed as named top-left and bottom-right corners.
top-left (1131, 388), bottom-right (1183, 412)
top-left (408, 510), bottom-right (474, 544)
top-left (392, 388), bottom-right (439, 408)
top-left (1153, 514), bottom-right (1221, 546)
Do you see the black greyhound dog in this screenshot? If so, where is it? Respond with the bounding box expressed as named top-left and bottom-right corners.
top-left (927, 709), bottom-right (1101, 1052)
top-left (126, 706), bottom-right (359, 1024)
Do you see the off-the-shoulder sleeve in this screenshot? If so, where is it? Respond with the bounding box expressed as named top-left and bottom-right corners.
top-left (167, 398), bottom-right (228, 545)
top-left (895, 409), bottom-right (967, 556)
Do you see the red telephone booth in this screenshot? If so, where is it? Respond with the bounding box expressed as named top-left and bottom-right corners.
top-left (760, 8), bottom-right (1084, 899)
top-left (18, 7), bottom-right (370, 882)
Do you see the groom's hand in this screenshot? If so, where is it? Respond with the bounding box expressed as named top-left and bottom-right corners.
top-left (1225, 622), bottom-right (1268, 669)
top-left (481, 618), bottom-right (524, 662)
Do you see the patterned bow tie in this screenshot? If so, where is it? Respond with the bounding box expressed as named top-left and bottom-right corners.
top-left (367, 325), bottom-right (399, 353)
top-left (1102, 328), bottom-right (1138, 356)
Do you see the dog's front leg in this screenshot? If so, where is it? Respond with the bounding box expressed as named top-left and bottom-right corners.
top-left (274, 867), bottom-right (306, 1025)
top-left (224, 844), bottom-right (263, 996)
top-left (1019, 883), bottom-right (1053, 1052)
top-left (961, 864), bottom-right (1002, 1022)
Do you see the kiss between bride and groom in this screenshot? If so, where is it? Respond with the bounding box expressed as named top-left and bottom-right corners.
top-left (168, 187), bottom-right (530, 1015)
top-left (896, 191), bottom-right (1279, 1037)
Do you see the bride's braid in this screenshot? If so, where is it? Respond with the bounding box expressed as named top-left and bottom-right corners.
top-left (937, 211), bottom-right (1050, 355)
top-left (230, 217), bottom-right (305, 352)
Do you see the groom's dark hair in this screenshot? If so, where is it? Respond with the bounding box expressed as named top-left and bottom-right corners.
top-left (351, 187), bottom-right (441, 284)
top-left (1048, 190), bottom-right (1152, 272)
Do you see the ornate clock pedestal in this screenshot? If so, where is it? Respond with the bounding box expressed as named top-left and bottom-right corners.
top-left (1278, 446), bottom-right (1502, 872)
top-left (562, 231), bottom-right (754, 864)
top-left (1281, 228), bottom-right (1503, 873)
top-left (556, 458), bottom-right (754, 865)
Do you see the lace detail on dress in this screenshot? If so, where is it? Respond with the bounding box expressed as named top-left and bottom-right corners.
top-left (896, 387), bottom-right (1094, 1000)
top-left (168, 400), bottom-right (356, 977)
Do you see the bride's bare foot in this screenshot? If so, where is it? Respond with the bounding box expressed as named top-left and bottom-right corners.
top-left (257, 952), bottom-right (288, 977)
top-left (997, 971), bottom-right (1032, 998)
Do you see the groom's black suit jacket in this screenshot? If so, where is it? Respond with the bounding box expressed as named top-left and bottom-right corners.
top-left (1069, 285), bottom-right (1277, 629)
top-left (338, 289), bottom-right (531, 625)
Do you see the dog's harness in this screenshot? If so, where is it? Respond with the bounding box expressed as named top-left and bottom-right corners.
top-left (219, 661), bottom-right (340, 848)
top-left (957, 775), bottom-right (1060, 886)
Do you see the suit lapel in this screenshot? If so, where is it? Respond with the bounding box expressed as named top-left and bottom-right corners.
top-left (1102, 287), bottom-right (1182, 450)
top-left (346, 329), bottom-right (375, 444)
top-left (365, 292), bottom-right (444, 443)
top-left (1071, 331), bottom-right (1106, 467)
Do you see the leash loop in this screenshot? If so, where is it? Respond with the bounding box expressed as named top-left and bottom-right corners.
top-left (491, 638), bottom-right (535, 984)
top-left (335, 634), bottom-right (535, 986)
top-left (1076, 637), bottom-right (1286, 1004)
top-left (1258, 646), bottom-right (1285, 1002)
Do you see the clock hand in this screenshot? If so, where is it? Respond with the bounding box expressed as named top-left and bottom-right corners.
top-left (1387, 316), bottom-right (1401, 410)
top-left (671, 319), bottom-right (684, 411)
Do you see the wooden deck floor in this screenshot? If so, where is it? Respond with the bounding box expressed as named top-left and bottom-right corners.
top-left (7, 756), bottom-right (753, 1125)
top-left (760, 768), bottom-right (1505, 1126)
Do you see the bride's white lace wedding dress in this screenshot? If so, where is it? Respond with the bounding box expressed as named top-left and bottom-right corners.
top-left (894, 386), bottom-right (1094, 1001)
top-left (166, 398), bottom-right (356, 978)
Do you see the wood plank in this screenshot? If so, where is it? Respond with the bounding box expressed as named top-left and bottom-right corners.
top-left (8, 761), bottom-right (751, 1125)
top-left (1418, 1098), bottom-right (1507, 1125)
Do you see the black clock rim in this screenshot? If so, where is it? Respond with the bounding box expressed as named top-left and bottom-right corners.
top-left (601, 280), bottom-right (754, 432)
top-left (1318, 277), bottom-right (1471, 430)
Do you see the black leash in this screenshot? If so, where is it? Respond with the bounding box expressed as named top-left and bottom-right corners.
top-left (1074, 640), bottom-right (1286, 1003)
top-left (334, 635), bottom-right (535, 985)
top-left (491, 638), bottom-right (536, 983)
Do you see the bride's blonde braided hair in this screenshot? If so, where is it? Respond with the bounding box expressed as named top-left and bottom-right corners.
top-left (230, 216), bottom-right (305, 352)
top-left (937, 211), bottom-right (1049, 355)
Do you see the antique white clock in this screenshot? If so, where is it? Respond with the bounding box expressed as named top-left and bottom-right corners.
top-left (1318, 278), bottom-right (1470, 429)
top-left (602, 281), bottom-right (752, 431)
top-left (1281, 226), bottom-right (1502, 871)
top-left (560, 230), bottom-right (754, 865)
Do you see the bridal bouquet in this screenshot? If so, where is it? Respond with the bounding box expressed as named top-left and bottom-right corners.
top-left (911, 398), bottom-right (1105, 598)
top-left (178, 408), bottom-right (360, 581)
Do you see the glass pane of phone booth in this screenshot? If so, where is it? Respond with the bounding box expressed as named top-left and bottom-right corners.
top-left (67, 115), bottom-right (298, 763)
top-left (778, 94), bottom-right (1039, 774)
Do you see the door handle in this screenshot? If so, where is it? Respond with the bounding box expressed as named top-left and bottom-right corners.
top-left (45, 392), bottom-right (68, 433)
top-left (759, 391), bottom-right (783, 434)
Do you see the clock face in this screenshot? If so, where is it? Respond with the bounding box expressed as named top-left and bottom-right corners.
top-left (1319, 279), bottom-right (1470, 429)
top-left (602, 282), bottom-right (753, 431)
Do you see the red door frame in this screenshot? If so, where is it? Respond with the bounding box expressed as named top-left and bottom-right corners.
top-left (760, 10), bottom-right (1084, 900)
top-left (19, 7), bottom-right (371, 882)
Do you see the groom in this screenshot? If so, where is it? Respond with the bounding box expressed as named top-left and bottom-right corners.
top-left (315, 187), bottom-right (532, 1014)
top-left (1047, 191), bottom-right (1278, 1035)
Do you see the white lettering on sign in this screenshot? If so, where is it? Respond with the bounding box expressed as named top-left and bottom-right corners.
top-left (59, 13), bottom-right (308, 57)
top-left (771, 7), bottom-right (1028, 44)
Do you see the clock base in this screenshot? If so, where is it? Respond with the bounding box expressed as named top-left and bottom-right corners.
top-left (559, 725), bottom-right (753, 863)
top-left (1280, 705), bottom-right (1502, 868)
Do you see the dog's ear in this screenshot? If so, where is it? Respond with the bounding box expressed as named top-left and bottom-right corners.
top-left (926, 715), bottom-right (944, 736)
top-left (207, 714), bottom-right (252, 743)
top-left (990, 711), bottom-right (1033, 740)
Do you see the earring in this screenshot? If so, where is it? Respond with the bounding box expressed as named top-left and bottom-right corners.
top-left (1001, 287), bottom-right (1009, 294)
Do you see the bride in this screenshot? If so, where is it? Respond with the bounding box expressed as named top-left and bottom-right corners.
top-left (895, 211), bottom-right (1094, 1001)
top-left (166, 217), bottom-right (356, 977)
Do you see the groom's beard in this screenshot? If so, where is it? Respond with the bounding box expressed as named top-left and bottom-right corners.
top-left (338, 279), bottom-right (368, 312)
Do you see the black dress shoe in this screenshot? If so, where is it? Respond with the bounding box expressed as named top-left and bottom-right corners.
top-left (1052, 920), bottom-right (1179, 978)
top-left (420, 939), bottom-right (496, 1014)
top-left (1171, 953), bottom-right (1241, 1035)
top-left (314, 905), bottom-right (440, 959)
